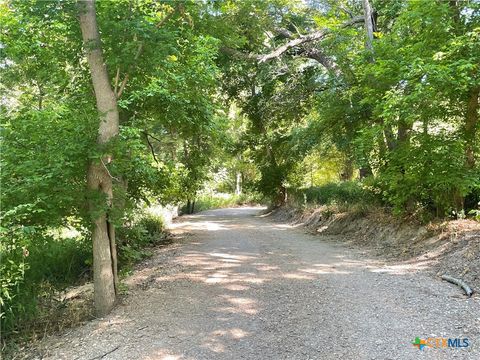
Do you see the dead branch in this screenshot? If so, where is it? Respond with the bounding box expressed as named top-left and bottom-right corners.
top-left (87, 345), bottom-right (120, 360)
top-left (144, 132), bottom-right (160, 164)
top-left (441, 275), bottom-right (474, 297)
top-left (257, 16), bottom-right (363, 63)
top-left (221, 15), bottom-right (363, 69)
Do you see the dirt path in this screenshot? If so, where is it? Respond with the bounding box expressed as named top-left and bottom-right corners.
top-left (34, 207), bottom-right (478, 359)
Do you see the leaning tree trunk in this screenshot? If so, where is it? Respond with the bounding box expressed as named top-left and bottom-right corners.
top-left (78, 0), bottom-right (119, 316)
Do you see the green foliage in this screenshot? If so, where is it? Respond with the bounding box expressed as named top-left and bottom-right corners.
top-left (289, 181), bottom-right (375, 207)
top-left (2, 0), bottom-right (480, 345)
top-left (1, 105), bottom-right (96, 227)
top-left (0, 222), bottom-right (91, 337)
top-left (470, 208), bottom-right (480, 222)
top-left (182, 192), bottom-right (264, 214)
top-left (0, 209), bottom-right (167, 338)
top-left (0, 225), bottom-right (30, 335)
top-left (375, 133), bottom-right (479, 215)
top-left (116, 212), bottom-right (167, 271)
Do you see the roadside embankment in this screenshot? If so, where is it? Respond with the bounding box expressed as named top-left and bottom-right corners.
top-left (270, 205), bottom-right (480, 292)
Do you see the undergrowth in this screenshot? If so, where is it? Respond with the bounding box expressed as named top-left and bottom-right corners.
top-left (1, 210), bottom-right (168, 353)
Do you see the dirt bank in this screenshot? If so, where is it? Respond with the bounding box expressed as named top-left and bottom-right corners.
top-left (271, 205), bottom-right (480, 292)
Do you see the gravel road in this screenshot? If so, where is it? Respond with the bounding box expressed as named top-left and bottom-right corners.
top-left (36, 207), bottom-right (479, 360)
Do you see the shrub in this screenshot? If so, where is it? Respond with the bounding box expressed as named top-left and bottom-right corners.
top-left (375, 134), bottom-right (479, 216)
top-left (288, 181), bottom-right (376, 207)
top-left (116, 213), bottom-right (167, 271)
top-left (0, 225), bottom-right (91, 338)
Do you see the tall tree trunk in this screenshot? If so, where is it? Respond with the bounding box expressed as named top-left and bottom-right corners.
top-left (465, 87), bottom-right (479, 169)
top-left (276, 185), bottom-right (287, 207)
top-left (78, 0), bottom-right (119, 317)
top-left (340, 157), bottom-right (354, 181)
top-left (358, 0), bottom-right (376, 177)
top-left (383, 126), bottom-right (396, 151)
top-left (235, 171), bottom-right (242, 195)
top-left (362, 0), bottom-right (375, 54)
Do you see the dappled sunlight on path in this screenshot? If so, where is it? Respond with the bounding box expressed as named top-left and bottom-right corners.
top-left (40, 207), bottom-right (479, 360)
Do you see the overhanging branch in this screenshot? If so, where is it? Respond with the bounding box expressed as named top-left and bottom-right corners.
top-left (221, 15), bottom-right (364, 65)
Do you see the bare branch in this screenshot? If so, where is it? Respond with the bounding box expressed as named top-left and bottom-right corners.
top-left (144, 131), bottom-right (163, 144)
top-left (221, 16), bottom-right (364, 65)
top-left (116, 42), bottom-right (143, 98)
top-left (113, 67), bottom-right (120, 95)
top-left (101, 158), bottom-right (120, 182)
top-left (258, 16), bottom-right (364, 63)
top-left (143, 132), bottom-right (159, 164)
top-left (274, 27), bottom-right (294, 39)
top-left (339, 6), bottom-right (354, 18)
top-left (301, 48), bottom-right (341, 75)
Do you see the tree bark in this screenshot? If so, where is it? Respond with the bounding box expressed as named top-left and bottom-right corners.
top-left (78, 0), bottom-right (119, 317)
top-left (235, 172), bottom-right (242, 195)
top-left (357, 0), bottom-right (376, 177)
top-left (276, 185), bottom-right (287, 206)
top-left (359, 166), bottom-right (373, 179)
top-left (362, 0), bottom-right (375, 54)
top-left (220, 16), bottom-right (364, 64)
top-left (340, 157), bottom-right (354, 181)
top-left (465, 87), bottom-right (479, 169)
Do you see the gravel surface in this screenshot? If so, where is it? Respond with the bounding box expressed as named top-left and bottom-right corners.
top-left (31, 207), bottom-right (479, 360)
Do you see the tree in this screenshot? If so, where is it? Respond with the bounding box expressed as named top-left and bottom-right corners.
top-left (78, 0), bottom-right (118, 316)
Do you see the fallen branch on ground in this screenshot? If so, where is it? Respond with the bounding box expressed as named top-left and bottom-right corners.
top-left (87, 345), bottom-right (120, 360)
top-left (441, 275), bottom-right (474, 297)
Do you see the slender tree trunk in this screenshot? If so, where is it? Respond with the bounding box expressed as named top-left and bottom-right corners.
top-left (383, 126), bottom-right (396, 151)
top-left (362, 0), bottom-right (375, 54)
top-left (235, 172), bottom-right (242, 195)
top-left (359, 166), bottom-right (373, 179)
top-left (340, 157), bottom-right (354, 181)
top-left (276, 185), bottom-right (287, 206)
top-left (357, 0), bottom-right (376, 177)
top-left (78, 0), bottom-right (119, 316)
top-left (397, 119), bottom-right (411, 144)
top-left (465, 87), bottom-right (479, 169)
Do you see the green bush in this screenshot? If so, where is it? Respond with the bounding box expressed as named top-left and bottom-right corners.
top-left (1, 210), bottom-right (167, 340)
top-left (289, 181), bottom-right (375, 207)
top-left (138, 214), bottom-right (165, 237)
top-left (375, 134), bottom-right (480, 216)
top-left (116, 213), bottom-right (167, 271)
top-left (0, 224), bottom-right (91, 338)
